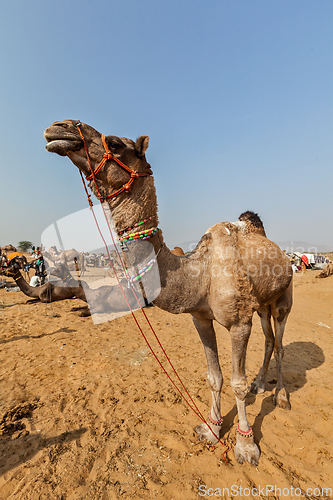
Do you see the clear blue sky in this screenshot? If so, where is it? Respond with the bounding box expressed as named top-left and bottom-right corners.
top-left (1, 1), bottom-right (332, 251)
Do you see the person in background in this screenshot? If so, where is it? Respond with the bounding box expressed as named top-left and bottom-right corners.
top-left (35, 255), bottom-right (47, 285)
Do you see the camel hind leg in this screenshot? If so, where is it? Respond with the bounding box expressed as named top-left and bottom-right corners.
top-left (270, 282), bottom-right (292, 409)
top-left (251, 283), bottom-right (292, 410)
top-left (192, 315), bottom-right (223, 445)
top-left (272, 314), bottom-right (291, 409)
top-left (251, 281), bottom-right (292, 409)
top-left (251, 305), bottom-right (275, 394)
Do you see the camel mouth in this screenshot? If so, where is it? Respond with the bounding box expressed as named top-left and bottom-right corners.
top-left (45, 138), bottom-right (82, 156)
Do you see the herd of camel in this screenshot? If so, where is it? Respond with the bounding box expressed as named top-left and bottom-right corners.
top-left (1, 242), bottom-right (331, 320)
top-left (1, 117), bottom-right (332, 466)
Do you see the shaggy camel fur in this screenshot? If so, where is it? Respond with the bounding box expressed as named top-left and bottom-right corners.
top-left (0, 263), bottom-right (86, 303)
top-left (44, 120), bottom-right (293, 465)
top-left (316, 261), bottom-right (333, 278)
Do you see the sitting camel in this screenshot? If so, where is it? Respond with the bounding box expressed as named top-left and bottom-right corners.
top-left (0, 263), bottom-right (86, 303)
top-left (7, 252), bottom-right (28, 270)
top-left (316, 261), bottom-right (333, 278)
top-left (1, 244), bottom-right (17, 253)
top-left (51, 266), bottom-right (140, 317)
top-left (44, 119), bottom-right (293, 465)
top-left (1, 251), bottom-right (30, 280)
top-left (1, 259), bottom-right (133, 317)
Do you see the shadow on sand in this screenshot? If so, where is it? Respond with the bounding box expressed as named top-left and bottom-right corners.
top-left (0, 327), bottom-right (77, 346)
top-left (222, 341), bottom-right (325, 443)
top-left (0, 426), bottom-right (87, 476)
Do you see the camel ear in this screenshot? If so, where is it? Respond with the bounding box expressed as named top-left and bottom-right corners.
top-left (135, 136), bottom-right (149, 158)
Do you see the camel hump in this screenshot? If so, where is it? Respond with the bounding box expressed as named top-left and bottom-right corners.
top-left (171, 246), bottom-right (185, 256)
top-left (238, 211), bottom-right (266, 235)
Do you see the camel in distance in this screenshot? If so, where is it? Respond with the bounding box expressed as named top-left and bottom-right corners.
top-left (43, 249), bottom-right (85, 276)
top-left (316, 260), bottom-right (333, 278)
top-left (44, 119), bottom-right (293, 465)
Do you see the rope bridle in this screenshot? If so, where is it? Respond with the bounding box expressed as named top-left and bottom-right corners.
top-left (73, 120), bottom-right (151, 202)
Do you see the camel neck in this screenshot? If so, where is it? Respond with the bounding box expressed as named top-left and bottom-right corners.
top-left (104, 175), bottom-right (208, 314)
top-left (106, 176), bottom-right (159, 237)
top-left (10, 271), bottom-right (39, 298)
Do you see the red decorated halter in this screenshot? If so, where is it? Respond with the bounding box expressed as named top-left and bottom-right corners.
top-left (74, 121), bottom-right (151, 201)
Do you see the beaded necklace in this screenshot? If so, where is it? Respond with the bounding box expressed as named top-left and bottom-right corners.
top-left (126, 256), bottom-right (157, 283)
top-left (118, 217), bottom-right (161, 284)
top-left (118, 217), bottom-right (153, 236)
top-left (118, 227), bottom-right (158, 243)
top-left (117, 216), bottom-right (159, 243)
top-left (125, 244), bottom-right (163, 284)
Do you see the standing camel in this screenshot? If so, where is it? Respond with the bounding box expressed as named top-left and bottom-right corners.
top-left (44, 120), bottom-right (293, 465)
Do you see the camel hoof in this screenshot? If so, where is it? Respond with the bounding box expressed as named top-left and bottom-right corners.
top-left (79, 311), bottom-right (91, 317)
top-left (195, 422), bottom-right (220, 445)
top-left (234, 436), bottom-right (260, 466)
top-left (274, 388), bottom-right (291, 410)
top-left (250, 379), bottom-right (265, 394)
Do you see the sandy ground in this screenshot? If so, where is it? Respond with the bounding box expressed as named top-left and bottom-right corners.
top-left (0, 268), bottom-right (332, 500)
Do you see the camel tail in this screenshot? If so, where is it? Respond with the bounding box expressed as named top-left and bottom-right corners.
top-left (238, 211), bottom-right (266, 236)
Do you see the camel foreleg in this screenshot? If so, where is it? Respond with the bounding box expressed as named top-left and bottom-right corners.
top-left (230, 321), bottom-right (260, 466)
top-left (70, 305), bottom-right (91, 317)
top-left (192, 315), bottom-right (223, 445)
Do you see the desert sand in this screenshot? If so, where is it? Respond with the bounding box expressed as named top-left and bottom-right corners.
top-left (0, 268), bottom-right (332, 499)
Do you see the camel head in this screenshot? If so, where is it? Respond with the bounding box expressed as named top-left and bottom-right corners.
top-left (50, 263), bottom-right (73, 281)
top-left (0, 262), bottom-right (19, 278)
top-left (44, 120), bottom-right (152, 201)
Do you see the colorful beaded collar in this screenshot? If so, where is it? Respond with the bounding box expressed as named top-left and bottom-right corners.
top-left (117, 216), bottom-right (158, 243)
top-left (118, 217), bottom-right (153, 236)
top-left (118, 227), bottom-right (158, 243)
top-left (125, 244), bottom-right (164, 285)
top-left (126, 256), bottom-right (157, 283)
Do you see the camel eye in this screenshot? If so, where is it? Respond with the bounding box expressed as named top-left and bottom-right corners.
top-left (105, 135), bottom-right (125, 152)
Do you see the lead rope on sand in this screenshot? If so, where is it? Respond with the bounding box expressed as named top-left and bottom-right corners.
top-left (76, 124), bottom-right (230, 463)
